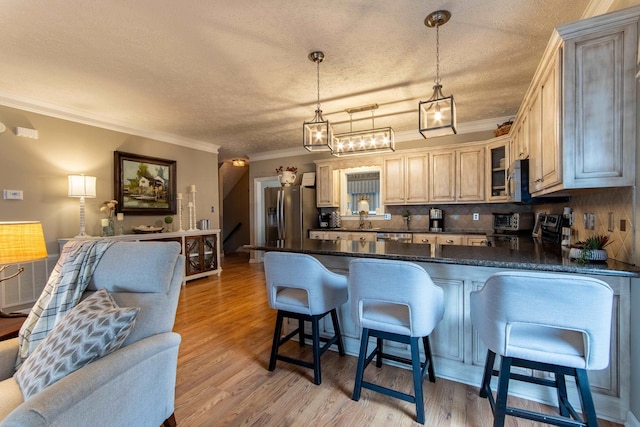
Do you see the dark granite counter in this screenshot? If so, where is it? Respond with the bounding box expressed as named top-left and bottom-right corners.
top-left (246, 238), bottom-right (640, 278)
top-left (310, 228), bottom-right (487, 235)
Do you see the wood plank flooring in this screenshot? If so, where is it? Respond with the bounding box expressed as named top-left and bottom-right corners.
top-left (172, 253), bottom-right (622, 427)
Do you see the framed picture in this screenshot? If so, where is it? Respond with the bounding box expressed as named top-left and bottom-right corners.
top-left (114, 151), bottom-right (177, 215)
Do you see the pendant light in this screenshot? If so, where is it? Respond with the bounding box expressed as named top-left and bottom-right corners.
top-left (303, 51), bottom-right (335, 152)
top-left (419, 10), bottom-right (457, 138)
top-left (334, 104), bottom-right (395, 156)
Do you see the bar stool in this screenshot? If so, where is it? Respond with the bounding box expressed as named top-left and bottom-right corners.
top-left (348, 258), bottom-right (444, 425)
top-left (470, 271), bottom-right (613, 427)
top-left (263, 251), bottom-right (348, 385)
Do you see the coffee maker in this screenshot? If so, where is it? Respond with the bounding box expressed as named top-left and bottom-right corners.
top-left (429, 208), bottom-right (444, 232)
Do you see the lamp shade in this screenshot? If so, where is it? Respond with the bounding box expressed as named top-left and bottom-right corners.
top-left (68, 175), bottom-right (97, 198)
top-left (0, 221), bottom-right (48, 265)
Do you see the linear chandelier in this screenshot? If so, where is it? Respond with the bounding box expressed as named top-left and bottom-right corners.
top-left (333, 104), bottom-right (395, 157)
top-left (419, 10), bottom-right (457, 138)
top-left (303, 51), bottom-right (335, 152)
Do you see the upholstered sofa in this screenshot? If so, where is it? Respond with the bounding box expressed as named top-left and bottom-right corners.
top-left (0, 241), bottom-right (185, 427)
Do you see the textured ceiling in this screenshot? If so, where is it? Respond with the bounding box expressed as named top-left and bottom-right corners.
top-left (0, 0), bottom-right (592, 162)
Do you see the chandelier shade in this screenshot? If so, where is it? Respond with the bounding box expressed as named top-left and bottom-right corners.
top-left (333, 104), bottom-right (395, 157)
top-left (419, 10), bottom-right (457, 138)
top-left (303, 51), bottom-right (334, 152)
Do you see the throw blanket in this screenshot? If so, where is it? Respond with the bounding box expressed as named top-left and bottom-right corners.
top-left (15, 239), bottom-right (115, 368)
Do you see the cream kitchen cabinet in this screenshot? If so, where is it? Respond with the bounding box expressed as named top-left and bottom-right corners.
top-left (514, 7), bottom-right (638, 196)
top-left (413, 233), bottom-right (486, 246)
top-left (486, 136), bottom-right (509, 202)
top-left (383, 153), bottom-right (429, 205)
top-left (309, 230), bottom-right (376, 241)
top-left (510, 113), bottom-right (529, 162)
top-left (315, 163), bottom-right (339, 207)
top-left (456, 146), bottom-right (485, 202)
top-left (429, 146), bottom-right (485, 203)
top-left (465, 236), bottom-right (489, 246)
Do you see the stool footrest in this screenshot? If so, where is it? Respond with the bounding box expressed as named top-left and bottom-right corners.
top-left (361, 380), bottom-right (415, 404)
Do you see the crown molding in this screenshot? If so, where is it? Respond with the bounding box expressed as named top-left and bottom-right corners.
top-left (0, 93), bottom-right (219, 154)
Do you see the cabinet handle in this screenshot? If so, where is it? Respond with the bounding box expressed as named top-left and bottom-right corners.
top-left (421, 239), bottom-right (429, 243)
top-left (360, 237), bottom-right (366, 241)
top-left (446, 240), bottom-right (454, 243)
top-left (336, 236), bottom-right (341, 239)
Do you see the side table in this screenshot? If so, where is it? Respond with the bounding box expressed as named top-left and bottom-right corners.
top-left (0, 316), bottom-right (25, 341)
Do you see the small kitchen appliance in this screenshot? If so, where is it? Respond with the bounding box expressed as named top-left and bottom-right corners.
top-left (429, 208), bottom-right (444, 232)
top-left (493, 212), bottom-right (534, 233)
top-left (319, 213), bottom-right (331, 228)
top-left (536, 213), bottom-right (563, 244)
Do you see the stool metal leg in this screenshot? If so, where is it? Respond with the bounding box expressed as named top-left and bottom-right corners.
top-left (555, 370), bottom-right (570, 417)
top-left (479, 349), bottom-right (496, 399)
top-left (330, 309), bottom-right (346, 356)
top-left (422, 336), bottom-right (436, 383)
top-left (311, 315), bottom-right (321, 385)
top-left (352, 327), bottom-right (371, 401)
top-left (375, 337), bottom-right (383, 368)
top-left (411, 337), bottom-right (425, 424)
top-left (575, 368), bottom-right (598, 426)
top-left (269, 311), bottom-right (284, 371)
top-left (493, 356), bottom-right (512, 427)
top-left (298, 318), bottom-right (305, 347)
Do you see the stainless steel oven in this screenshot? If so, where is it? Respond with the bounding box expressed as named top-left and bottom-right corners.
top-left (493, 212), bottom-right (534, 232)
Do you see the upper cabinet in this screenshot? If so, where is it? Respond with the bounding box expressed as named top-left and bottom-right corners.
top-left (383, 153), bottom-right (429, 205)
top-left (512, 6), bottom-right (639, 195)
top-left (487, 136), bottom-right (509, 202)
top-left (316, 163), bottom-right (339, 207)
top-left (430, 146), bottom-right (485, 203)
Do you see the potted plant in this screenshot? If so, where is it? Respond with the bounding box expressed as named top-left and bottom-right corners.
top-left (569, 235), bottom-right (611, 263)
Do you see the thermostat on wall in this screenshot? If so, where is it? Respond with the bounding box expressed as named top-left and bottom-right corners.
top-left (301, 172), bottom-right (315, 187)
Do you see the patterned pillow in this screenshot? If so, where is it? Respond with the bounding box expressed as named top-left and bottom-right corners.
top-left (14, 288), bottom-right (139, 400)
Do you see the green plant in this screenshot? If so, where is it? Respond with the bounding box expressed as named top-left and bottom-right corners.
top-left (571, 235), bottom-right (611, 263)
top-left (164, 216), bottom-right (173, 224)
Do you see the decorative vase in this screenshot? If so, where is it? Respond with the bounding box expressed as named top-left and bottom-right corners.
top-left (279, 171), bottom-right (296, 186)
top-left (569, 248), bottom-right (608, 262)
top-left (102, 217), bottom-right (115, 237)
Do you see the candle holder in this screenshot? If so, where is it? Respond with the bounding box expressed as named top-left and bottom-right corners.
top-left (189, 189), bottom-right (197, 230)
top-left (177, 197), bottom-right (185, 232)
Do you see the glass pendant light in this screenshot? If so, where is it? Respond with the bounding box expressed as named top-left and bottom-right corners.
top-left (419, 10), bottom-right (457, 138)
top-left (303, 51), bottom-right (335, 152)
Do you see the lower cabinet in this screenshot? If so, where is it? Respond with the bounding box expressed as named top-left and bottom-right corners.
top-left (309, 230), bottom-right (376, 241)
top-left (413, 233), bottom-right (487, 246)
top-left (185, 234), bottom-right (219, 279)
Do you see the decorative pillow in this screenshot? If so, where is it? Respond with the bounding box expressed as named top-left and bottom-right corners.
top-left (14, 289), bottom-right (139, 400)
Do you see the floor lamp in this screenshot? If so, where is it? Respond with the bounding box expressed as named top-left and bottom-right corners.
top-left (0, 221), bottom-right (48, 317)
top-left (68, 174), bottom-right (97, 237)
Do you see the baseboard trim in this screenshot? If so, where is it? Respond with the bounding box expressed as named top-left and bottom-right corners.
top-left (626, 410), bottom-right (640, 427)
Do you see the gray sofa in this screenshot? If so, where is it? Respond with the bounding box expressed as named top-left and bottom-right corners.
top-left (0, 241), bottom-right (185, 427)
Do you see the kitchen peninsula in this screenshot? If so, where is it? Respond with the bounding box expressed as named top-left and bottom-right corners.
top-left (247, 239), bottom-right (639, 423)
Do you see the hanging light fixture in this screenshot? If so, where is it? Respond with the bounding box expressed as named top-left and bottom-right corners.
top-left (303, 51), bottom-right (335, 152)
top-left (419, 10), bottom-right (457, 138)
top-left (334, 104), bottom-right (395, 156)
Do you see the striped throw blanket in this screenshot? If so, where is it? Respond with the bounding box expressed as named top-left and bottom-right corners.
top-left (15, 239), bottom-right (115, 369)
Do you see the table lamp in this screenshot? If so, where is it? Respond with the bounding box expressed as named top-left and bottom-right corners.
top-left (0, 221), bottom-right (48, 317)
top-left (68, 174), bottom-right (97, 237)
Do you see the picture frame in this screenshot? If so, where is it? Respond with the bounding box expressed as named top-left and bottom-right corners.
top-left (114, 151), bottom-right (177, 215)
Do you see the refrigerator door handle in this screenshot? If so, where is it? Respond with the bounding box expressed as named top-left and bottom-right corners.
top-left (277, 188), bottom-right (284, 240)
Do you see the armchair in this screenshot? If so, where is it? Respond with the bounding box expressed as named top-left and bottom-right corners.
top-left (0, 241), bottom-right (185, 427)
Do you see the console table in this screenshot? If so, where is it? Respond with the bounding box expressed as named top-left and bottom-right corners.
top-left (58, 229), bottom-right (222, 282)
top-left (0, 316), bottom-right (25, 341)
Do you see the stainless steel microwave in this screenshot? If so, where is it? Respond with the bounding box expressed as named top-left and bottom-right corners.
top-left (507, 159), bottom-right (532, 203)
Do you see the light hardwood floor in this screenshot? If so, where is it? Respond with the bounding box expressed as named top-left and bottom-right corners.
top-left (172, 253), bottom-right (622, 427)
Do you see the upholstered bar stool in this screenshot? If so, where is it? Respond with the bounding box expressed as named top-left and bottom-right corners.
top-left (348, 258), bottom-right (444, 425)
top-left (470, 271), bottom-right (614, 427)
top-left (263, 251), bottom-right (348, 385)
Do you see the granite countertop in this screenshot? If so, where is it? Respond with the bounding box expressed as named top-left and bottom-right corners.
top-left (310, 228), bottom-right (488, 235)
top-left (246, 238), bottom-right (640, 278)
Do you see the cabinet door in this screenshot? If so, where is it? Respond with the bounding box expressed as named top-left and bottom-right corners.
top-left (405, 154), bottom-right (429, 204)
top-left (383, 156), bottom-right (405, 204)
top-left (324, 231), bottom-right (349, 240)
top-left (487, 137), bottom-right (509, 202)
top-left (429, 150), bottom-right (455, 202)
top-left (316, 164), bottom-right (338, 207)
top-left (202, 234), bottom-right (218, 271)
top-left (466, 236), bottom-right (488, 246)
top-left (528, 90), bottom-right (542, 190)
top-left (539, 54), bottom-right (562, 190)
top-left (563, 21), bottom-right (636, 188)
top-left (185, 235), bottom-right (202, 276)
top-left (457, 146), bottom-right (485, 202)
top-left (350, 232), bottom-right (376, 242)
top-left (309, 231), bottom-right (325, 240)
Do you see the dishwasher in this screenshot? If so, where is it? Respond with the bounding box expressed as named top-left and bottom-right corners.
top-left (376, 232), bottom-right (413, 243)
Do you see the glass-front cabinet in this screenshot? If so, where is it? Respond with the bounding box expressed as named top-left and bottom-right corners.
top-left (186, 234), bottom-right (218, 277)
top-left (487, 136), bottom-right (509, 202)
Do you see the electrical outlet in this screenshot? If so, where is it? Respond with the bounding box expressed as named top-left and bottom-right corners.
top-left (473, 213), bottom-right (479, 221)
top-left (3, 189), bottom-right (23, 200)
top-left (210, 206), bottom-right (215, 213)
top-left (384, 213), bottom-right (391, 220)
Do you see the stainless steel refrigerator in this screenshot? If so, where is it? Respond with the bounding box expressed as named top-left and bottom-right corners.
top-left (264, 186), bottom-right (318, 247)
